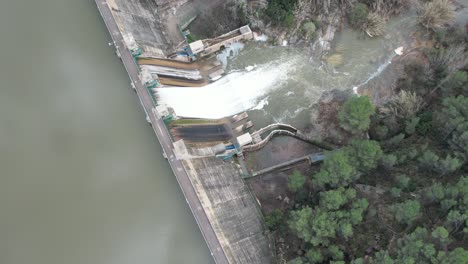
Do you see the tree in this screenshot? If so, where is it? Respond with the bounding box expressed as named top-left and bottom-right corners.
top-left (313, 150), bottom-right (358, 189)
top-left (432, 226), bottom-right (450, 246)
top-left (338, 96), bottom-right (375, 134)
top-left (381, 154), bottom-right (397, 170)
top-left (288, 170), bottom-right (306, 192)
top-left (319, 187), bottom-right (356, 211)
top-left (373, 250), bottom-right (395, 264)
top-left (393, 200), bottom-right (421, 225)
top-left (437, 96), bottom-right (468, 139)
top-left (418, 150), bottom-right (440, 171)
top-left (395, 227), bottom-right (437, 263)
top-left (306, 248), bottom-right (323, 264)
top-left (442, 70), bottom-right (468, 96)
top-left (348, 139), bottom-right (383, 172)
top-left (288, 189), bottom-right (368, 246)
top-left (438, 247), bottom-right (468, 263)
top-left (436, 154), bottom-right (462, 176)
top-left (287, 257), bottom-right (305, 264)
top-left (418, 0), bottom-right (455, 30)
top-left (328, 245), bottom-right (344, 261)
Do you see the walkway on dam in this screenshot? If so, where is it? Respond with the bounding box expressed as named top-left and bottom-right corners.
top-left (94, 2), bottom-right (229, 263)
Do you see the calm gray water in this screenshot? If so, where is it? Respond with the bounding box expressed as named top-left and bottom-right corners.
top-left (0, 1), bottom-right (212, 263)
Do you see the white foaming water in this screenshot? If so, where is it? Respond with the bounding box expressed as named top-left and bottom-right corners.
top-left (252, 97), bottom-right (269, 110)
top-left (254, 33), bottom-right (268, 42)
top-left (156, 58), bottom-right (298, 119)
top-left (357, 53), bottom-right (396, 88)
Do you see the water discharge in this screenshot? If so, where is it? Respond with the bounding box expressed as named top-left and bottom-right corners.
top-left (156, 56), bottom-right (299, 119)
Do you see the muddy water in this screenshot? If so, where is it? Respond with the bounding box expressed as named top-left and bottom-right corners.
top-left (0, 1), bottom-right (212, 264)
top-left (158, 14), bottom-right (417, 130)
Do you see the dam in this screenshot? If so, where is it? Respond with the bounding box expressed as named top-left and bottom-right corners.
top-left (95, 0), bottom-right (274, 263)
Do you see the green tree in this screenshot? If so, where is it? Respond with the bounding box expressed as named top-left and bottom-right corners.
top-left (381, 154), bottom-right (398, 170)
top-left (393, 200), bottom-right (421, 225)
top-left (432, 226), bottom-right (450, 246)
top-left (395, 227), bottom-right (437, 263)
top-left (438, 247), bottom-right (468, 263)
top-left (338, 96), bottom-right (375, 134)
top-left (348, 139), bottom-right (383, 172)
top-left (313, 150), bottom-right (358, 189)
top-left (287, 257), bottom-right (305, 264)
top-left (438, 96), bottom-right (468, 139)
top-left (442, 70), bottom-right (468, 96)
top-left (418, 150), bottom-right (440, 171)
top-left (288, 189), bottom-right (368, 246)
top-left (319, 187), bottom-right (356, 211)
top-left (373, 250), bottom-right (395, 264)
top-left (436, 154), bottom-right (462, 176)
top-left (306, 248), bottom-right (323, 264)
top-left (328, 245), bottom-right (344, 261)
top-left (288, 170), bottom-right (306, 192)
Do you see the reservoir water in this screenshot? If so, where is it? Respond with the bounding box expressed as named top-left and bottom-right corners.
top-left (0, 1), bottom-right (213, 263)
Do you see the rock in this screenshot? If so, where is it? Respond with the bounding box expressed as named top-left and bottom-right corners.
top-left (289, 35), bottom-right (298, 45)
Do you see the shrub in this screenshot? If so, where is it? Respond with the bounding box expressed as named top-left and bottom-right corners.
top-left (418, 0), bottom-right (455, 30)
top-left (349, 3), bottom-right (369, 28)
top-left (364, 13), bottom-right (385, 37)
top-left (288, 170), bottom-right (306, 192)
top-left (302, 21), bottom-right (316, 39)
top-left (418, 150), bottom-right (439, 171)
top-left (416, 111), bottom-right (433, 136)
top-left (405, 117), bottom-right (420, 135)
top-left (382, 90), bottom-right (424, 119)
top-left (265, 209), bottom-right (284, 230)
top-left (265, 0), bottom-right (298, 27)
top-left (381, 154), bottom-right (398, 170)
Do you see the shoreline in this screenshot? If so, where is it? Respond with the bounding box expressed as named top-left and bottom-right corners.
top-left (93, 1), bottom-right (229, 263)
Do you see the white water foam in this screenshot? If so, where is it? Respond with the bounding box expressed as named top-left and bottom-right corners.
top-left (156, 58), bottom-right (298, 119)
top-left (252, 97), bottom-right (269, 110)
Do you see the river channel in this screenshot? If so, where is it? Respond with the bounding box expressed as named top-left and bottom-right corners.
top-left (0, 1), bottom-right (213, 263)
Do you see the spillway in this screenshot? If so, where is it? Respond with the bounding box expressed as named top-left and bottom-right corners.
top-left (155, 57), bottom-right (299, 119)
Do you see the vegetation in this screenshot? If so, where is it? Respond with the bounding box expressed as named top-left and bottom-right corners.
top-left (288, 170), bottom-right (306, 192)
top-left (253, 1), bottom-right (467, 263)
top-left (338, 95), bottom-right (375, 134)
top-left (418, 0), bottom-right (455, 30)
top-left (265, 0), bottom-right (298, 28)
top-left (349, 3), bottom-right (369, 28)
top-left (302, 21), bottom-right (316, 39)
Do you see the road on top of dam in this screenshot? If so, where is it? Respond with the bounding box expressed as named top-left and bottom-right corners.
top-left (94, 1), bottom-right (229, 263)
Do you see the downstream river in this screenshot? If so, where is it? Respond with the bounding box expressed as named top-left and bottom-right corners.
top-left (0, 1), bottom-right (213, 263)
